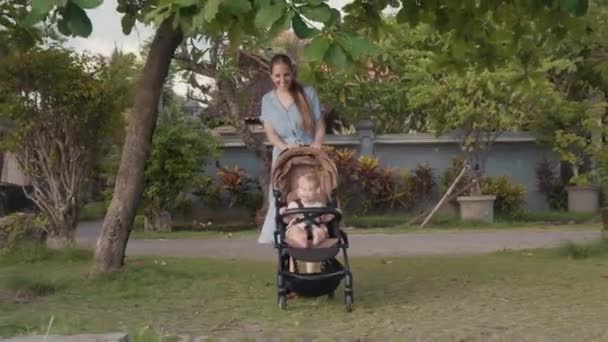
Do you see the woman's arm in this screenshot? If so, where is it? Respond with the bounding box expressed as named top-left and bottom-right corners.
top-left (263, 121), bottom-right (297, 151)
top-left (312, 118), bottom-right (326, 147)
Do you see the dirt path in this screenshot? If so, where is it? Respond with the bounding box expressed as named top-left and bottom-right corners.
top-left (76, 221), bottom-right (602, 260)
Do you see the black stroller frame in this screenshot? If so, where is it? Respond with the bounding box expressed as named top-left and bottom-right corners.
top-left (273, 189), bottom-right (354, 312)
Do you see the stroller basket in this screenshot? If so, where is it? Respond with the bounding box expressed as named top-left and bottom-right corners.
top-left (284, 258), bottom-right (344, 297)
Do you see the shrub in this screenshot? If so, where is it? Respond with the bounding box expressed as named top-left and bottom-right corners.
top-left (217, 165), bottom-right (262, 211)
top-left (440, 156), bottom-right (472, 195)
top-left (481, 176), bottom-right (526, 218)
top-left (411, 162), bottom-right (435, 202)
top-left (0, 213), bottom-right (47, 258)
top-left (535, 158), bottom-right (567, 210)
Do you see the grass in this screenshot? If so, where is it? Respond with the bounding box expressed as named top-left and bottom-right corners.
top-left (2, 242), bottom-right (608, 340)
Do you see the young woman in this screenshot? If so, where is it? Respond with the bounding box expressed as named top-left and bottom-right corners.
top-left (257, 54), bottom-right (326, 244)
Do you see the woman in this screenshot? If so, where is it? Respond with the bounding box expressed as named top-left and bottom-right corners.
top-left (257, 54), bottom-right (326, 244)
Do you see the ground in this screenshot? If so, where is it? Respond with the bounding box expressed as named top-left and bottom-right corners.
top-left (2, 222), bottom-right (608, 341)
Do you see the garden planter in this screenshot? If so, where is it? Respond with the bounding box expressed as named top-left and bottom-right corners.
top-left (601, 207), bottom-right (608, 240)
top-left (457, 195), bottom-right (496, 223)
top-left (566, 186), bottom-right (599, 213)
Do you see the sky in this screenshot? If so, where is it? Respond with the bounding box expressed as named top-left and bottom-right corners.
top-left (64, 0), bottom-right (354, 97)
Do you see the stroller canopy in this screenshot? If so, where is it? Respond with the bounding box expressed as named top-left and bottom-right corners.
top-left (272, 146), bottom-right (338, 204)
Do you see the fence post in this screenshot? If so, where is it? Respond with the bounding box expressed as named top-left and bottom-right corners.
top-left (357, 118), bottom-right (375, 156)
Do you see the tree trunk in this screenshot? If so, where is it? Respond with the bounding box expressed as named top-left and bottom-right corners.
top-left (91, 19), bottom-right (183, 274)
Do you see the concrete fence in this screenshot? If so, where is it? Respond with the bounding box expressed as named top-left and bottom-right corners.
top-left (212, 121), bottom-right (557, 212)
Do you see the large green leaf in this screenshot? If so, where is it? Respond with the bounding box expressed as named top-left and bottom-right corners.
top-left (325, 43), bottom-right (347, 68)
top-left (292, 14), bottom-right (319, 39)
top-left (299, 3), bottom-right (332, 23)
top-left (348, 35), bottom-right (374, 60)
top-left (203, 0), bottom-right (222, 22)
top-left (303, 35), bottom-right (330, 61)
top-left (70, 0), bottom-right (103, 9)
top-left (66, 2), bottom-right (93, 37)
top-left (220, 0), bottom-right (252, 16)
top-left (121, 14), bottom-right (136, 35)
top-left (255, 3), bottom-right (286, 29)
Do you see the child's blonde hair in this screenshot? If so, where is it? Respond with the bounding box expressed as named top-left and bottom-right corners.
top-left (298, 173), bottom-right (320, 187)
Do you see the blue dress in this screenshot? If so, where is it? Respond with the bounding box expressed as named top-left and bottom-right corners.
top-left (257, 86), bottom-right (323, 244)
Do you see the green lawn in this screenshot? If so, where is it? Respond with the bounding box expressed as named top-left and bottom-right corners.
top-left (2, 242), bottom-right (608, 340)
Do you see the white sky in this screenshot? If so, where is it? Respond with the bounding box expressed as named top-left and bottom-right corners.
top-left (64, 0), bottom-right (354, 97)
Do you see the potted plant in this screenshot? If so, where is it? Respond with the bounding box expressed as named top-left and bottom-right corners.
top-left (545, 95), bottom-right (605, 213)
top-left (410, 64), bottom-right (547, 223)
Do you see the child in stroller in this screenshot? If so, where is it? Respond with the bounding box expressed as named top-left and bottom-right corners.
top-left (271, 146), bottom-right (354, 312)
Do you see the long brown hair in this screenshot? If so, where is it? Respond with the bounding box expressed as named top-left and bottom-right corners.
top-left (270, 54), bottom-right (313, 135)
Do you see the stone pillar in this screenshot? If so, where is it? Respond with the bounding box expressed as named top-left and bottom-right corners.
top-left (357, 118), bottom-right (375, 157)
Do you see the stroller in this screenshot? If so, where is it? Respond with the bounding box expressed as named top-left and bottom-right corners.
top-left (271, 146), bottom-right (354, 312)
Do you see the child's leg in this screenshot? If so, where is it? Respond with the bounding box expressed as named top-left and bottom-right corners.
top-left (286, 225), bottom-right (308, 248)
top-left (312, 225), bottom-right (328, 246)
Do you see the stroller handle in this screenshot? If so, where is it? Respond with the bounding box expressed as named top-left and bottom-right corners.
top-left (279, 207), bottom-right (342, 222)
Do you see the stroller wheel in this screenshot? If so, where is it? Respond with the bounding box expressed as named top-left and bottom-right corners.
top-left (278, 294), bottom-right (287, 310)
top-left (345, 293), bottom-right (353, 312)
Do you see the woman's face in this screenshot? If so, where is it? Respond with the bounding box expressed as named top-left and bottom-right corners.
top-left (270, 62), bottom-right (293, 91)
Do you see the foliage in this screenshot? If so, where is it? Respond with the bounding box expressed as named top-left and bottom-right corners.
top-left (0, 47), bottom-right (121, 242)
top-left (411, 161), bottom-right (435, 203)
top-left (535, 158), bottom-right (568, 210)
top-left (440, 157), bottom-right (527, 217)
top-left (529, 3), bottom-right (608, 186)
top-left (409, 61), bottom-right (556, 194)
top-left (143, 114), bottom-right (220, 215)
top-left (0, 213), bottom-right (47, 258)
top-left (439, 156), bottom-right (472, 195)
top-left (481, 176), bottom-right (527, 218)
top-left (308, 21), bottom-right (438, 133)
top-left (216, 165), bottom-right (262, 210)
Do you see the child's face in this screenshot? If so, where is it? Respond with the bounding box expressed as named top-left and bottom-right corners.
top-left (297, 178), bottom-right (319, 202)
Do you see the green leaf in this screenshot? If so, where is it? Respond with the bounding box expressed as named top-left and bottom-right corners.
top-left (66, 2), bottom-right (93, 37)
top-left (299, 3), bottom-right (332, 23)
top-left (204, 0), bottom-right (222, 22)
top-left (558, 0), bottom-right (578, 12)
top-left (70, 0), bottom-right (103, 9)
top-left (32, 0), bottom-right (68, 15)
top-left (292, 14), bottom-right (319, 39)
top-left (349, 35), bottom-right (374, 60)
top-left (575, 0), bottom-right (588, 16)
top-left (269, 10), bottom-right (294, 37)
top-left (57, 17), bottom-right (71, 35)
top-left (220, 0), bottom-right (252, 16)
top-left (303, 35), bottom-right (330, 61)
top-left (121, 14), bottom-right (136, 35)
top-left (325, 43), bottom-right (347, 69)
top-left (305, 0), bottom-right (324, 4)
top-left (255, 3), bottom-right (286, 29)
top-left (334, 32), bottom-right (352, 51)
top-left (254, 0), bottom-right (271, 9)
top-left (175, 0), bottom-right (198, 6)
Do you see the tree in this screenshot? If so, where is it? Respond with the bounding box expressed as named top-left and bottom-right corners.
top-left (0, 47), bottom-right (119, 247)
top-left (20, 0), bottom-right (591, 273)
top-left (142, 97), bottom-right (220, 232)
top-left (409, 61), bottom-right (558, 194)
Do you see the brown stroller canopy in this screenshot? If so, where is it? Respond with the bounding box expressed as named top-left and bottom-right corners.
top-left (271, 146), bottom-right (338, 204)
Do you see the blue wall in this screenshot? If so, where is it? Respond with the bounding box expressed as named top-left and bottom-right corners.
top-left (209, 127), bottom-right (557, 212)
